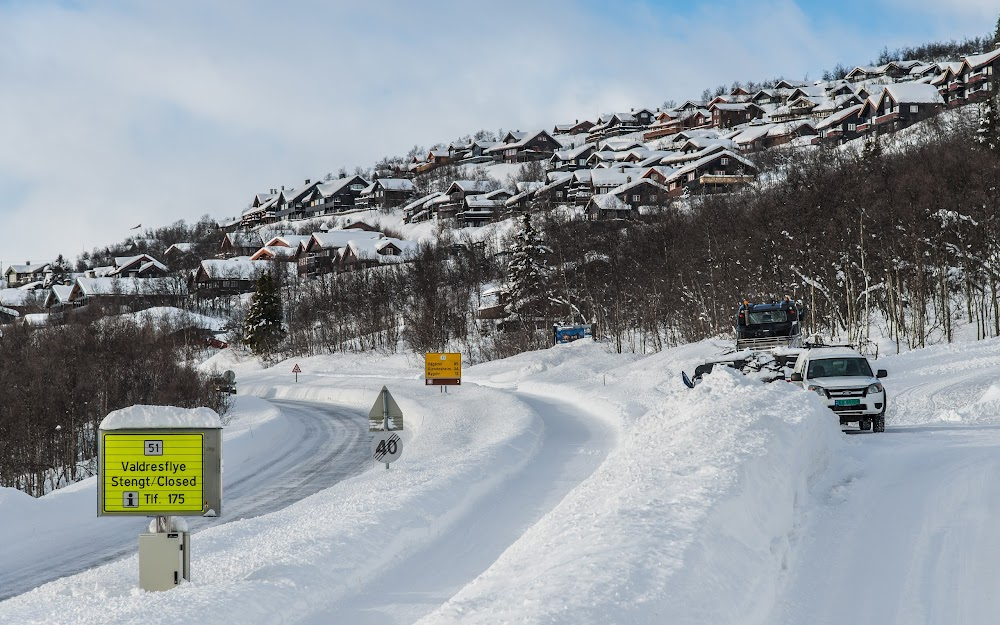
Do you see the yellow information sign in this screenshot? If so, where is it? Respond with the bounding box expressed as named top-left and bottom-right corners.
top-left (425, 352), bottom-right (461, 385)
top-left (101, 432), bottom-right (205, 514)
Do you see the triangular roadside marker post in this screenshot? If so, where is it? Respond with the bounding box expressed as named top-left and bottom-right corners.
top-left (368, 386), bottom-right (404, 433)
top-left (292, 363), bottom-right (301, 383)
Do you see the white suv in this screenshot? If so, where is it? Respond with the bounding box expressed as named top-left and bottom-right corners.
top-left (790, 347), bottom-right (888, 432)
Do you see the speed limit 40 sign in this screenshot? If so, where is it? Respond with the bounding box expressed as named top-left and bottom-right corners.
top-left (371, 432), bottom-right (402, 464)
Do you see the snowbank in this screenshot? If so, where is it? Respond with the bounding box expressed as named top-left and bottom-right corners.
top-left (425, 341), bottom-right (844, 624)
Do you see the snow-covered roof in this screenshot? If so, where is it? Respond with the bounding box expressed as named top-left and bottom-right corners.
top-left (881, 83), bottom-right (944, 105)
top-left (111, 306), bottom-right (228, 332)
top-left (485, 130), bottom-right (554, 153)
top-left (165, 243), bottom-right (193, 254)
top-left (962, 48), bottom-right (1000, 71)
top-left (447, 180), bottom-right (494, 194)
top-left (711, 102), bottom-right (758, 112)
top-left (553, 142), bottom-right (595, 161)
top-left (599, 139), bottom-right (644, 152)
top-left (197, 259), bottom-right (271, 281)
top-left (765, 120), bottom-right (816, 138)
top-left (465, 194), bottom-right (505, 209)
top-left (44, 284), bottom-right (74, 306)
top-left (588, 193), bottom-right (631, 212)
top-left (22, 313), bottom-right (48, 326)
top-left (402, 192), bottom-right (443, 213)
top-left (0, 288), bottom-right (38, 307)
top-left (72, 277), bottom-right (187, 298)
top-left (280, 180), bottom-right (321, 204)
top-left (7, 262), bottom-right (49, 275)
top-left (316, 176), bottom-right (368, 197)
top-left (728, 123), bottom-right (776, 145)
top-left (308, 230), bottom-right (381, 250)
top-left (345, 237), bottom-right (416, 262)
top-left (610, 178), bottom-right (671, 196)
top-left (815, 104), bottom-right (864, 129)
top-left (591, 169), bottom-right (633, 188)
top-left (263, 235), bottom-right (311, 249)
top-left (534, 173), bottom-right (575, 196)
top-left (112, 255), bottom-right (167, 276)
top-left (374, 178), bottom-right (415, 192)
top-left (251, 246), bottom-right (298, 260)
top-left (667, 149), bottom-right (757, 182)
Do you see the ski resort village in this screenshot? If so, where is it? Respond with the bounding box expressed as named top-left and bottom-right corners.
top-left (3, 3), bottom-right (1000, 624)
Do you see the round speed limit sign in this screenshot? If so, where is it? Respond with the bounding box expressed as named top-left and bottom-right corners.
top-left (371, 432), bottom-right (402, 464)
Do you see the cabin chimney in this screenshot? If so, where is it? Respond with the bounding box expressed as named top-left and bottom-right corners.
top-left (305, 179), bottom-right (310, 185)
top-left (281, 185), bottom-right (285, 191)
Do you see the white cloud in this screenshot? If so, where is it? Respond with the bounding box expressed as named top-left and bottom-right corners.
top-left (0, 0), bottom-right (988, 265)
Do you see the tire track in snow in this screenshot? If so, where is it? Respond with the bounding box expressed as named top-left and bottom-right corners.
top-left (317, 391), bottom-right (614, 625)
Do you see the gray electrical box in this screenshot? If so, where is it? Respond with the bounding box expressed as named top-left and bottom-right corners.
top-left (139, 531), bottom-right (190, 592)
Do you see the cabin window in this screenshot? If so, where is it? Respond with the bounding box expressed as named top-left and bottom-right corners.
top-left (687, 172), bottom-right (695, 182)
top-left (720, 157), bottom-right (729, 165)
top-left (632, 194), bottom-right (641, 202)
top-left (848, 123), bottom-right (856, 131)
top-left (556, 191), bottom-right (563, 199)
top-left (350, 184), bottom-right (365, 191)
top-left (910, 105), bottom-right (919, 113)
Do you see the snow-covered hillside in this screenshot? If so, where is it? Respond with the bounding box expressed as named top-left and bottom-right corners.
top-left (3, 335), bottom-right (1000, 623)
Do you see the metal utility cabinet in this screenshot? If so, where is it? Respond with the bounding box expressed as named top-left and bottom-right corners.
top-left (138, 531), bottom-right (190, 591)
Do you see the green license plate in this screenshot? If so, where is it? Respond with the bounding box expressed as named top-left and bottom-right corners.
top-left (835, 399), bottom-right (861, 406)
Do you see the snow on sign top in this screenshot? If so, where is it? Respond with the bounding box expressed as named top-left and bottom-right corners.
top-left (100, 405), bottom-right (222, 430)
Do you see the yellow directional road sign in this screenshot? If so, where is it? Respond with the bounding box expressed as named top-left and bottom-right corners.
top-left (425, 352), bottom-right (461, 385)
top-left (101, 432), bottom-right (205, 515)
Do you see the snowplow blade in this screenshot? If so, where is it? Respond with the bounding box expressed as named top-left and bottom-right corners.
top-left (735, 335), bottom-right (802, 351)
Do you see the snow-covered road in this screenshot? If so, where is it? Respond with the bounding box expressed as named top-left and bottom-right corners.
top-left (325, 392), bottom-right (614, 625)
top-left (0, 398), bottom-right (369, 601)
top-left (772, 424), bottom-right (1000, 625)
top-left (6, 337), bottom-right (1000, 624)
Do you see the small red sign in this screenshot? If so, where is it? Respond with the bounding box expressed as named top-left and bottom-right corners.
top-left (292, 364), bottom-right (302, 373)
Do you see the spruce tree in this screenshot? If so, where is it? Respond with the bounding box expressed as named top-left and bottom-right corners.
top-left (242, 271), bottom-right (286, 356)
top-left (977, 80), bottom-right (1000, 154)
top-left (45, 254), bottom-right (71, 286)
top-left (502, 212), bottom-right (550, 321)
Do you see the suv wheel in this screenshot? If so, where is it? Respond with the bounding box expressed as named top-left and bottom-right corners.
top-left (873, 399), bottom-right (887, 433)
top-left (859, 418), bottom-right (871, 431)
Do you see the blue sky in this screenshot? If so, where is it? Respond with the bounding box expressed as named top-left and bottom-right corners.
top-left (0, 0), bottom-right (995, 266)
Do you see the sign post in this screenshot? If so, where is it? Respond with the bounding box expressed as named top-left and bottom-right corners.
top-left (292, 363), bottom-right (301, 383)
top-left (424, 352), bottom-right (462, 392)
top-left (98, 406), bottom-right (222, 592)
top-left (368, 386), bottom-right (403, 468)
